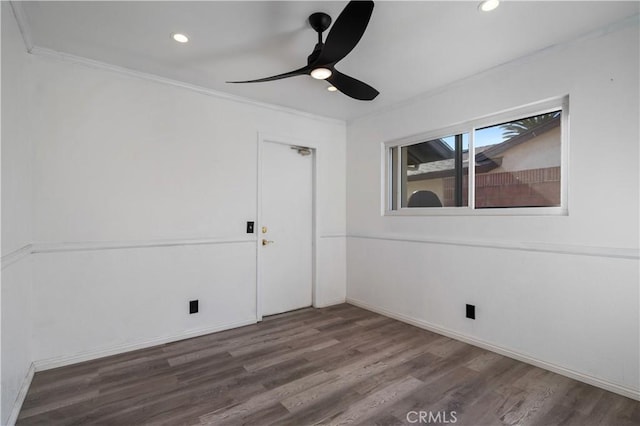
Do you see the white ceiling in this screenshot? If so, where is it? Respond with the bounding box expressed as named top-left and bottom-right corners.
top-left (17, 1), bottom-right (640, 121)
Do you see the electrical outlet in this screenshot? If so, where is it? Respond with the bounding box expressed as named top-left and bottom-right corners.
top-left (466, 304), bottom-right (475, 319)
top-left (190, 300), bottom-right (199, 314)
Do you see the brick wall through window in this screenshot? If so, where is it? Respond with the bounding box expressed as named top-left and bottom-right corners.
top-left (442, 166), bottom-right (561, 208)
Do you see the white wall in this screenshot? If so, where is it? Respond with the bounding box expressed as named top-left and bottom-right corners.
top-left (0, 3), bottom-right (347, 414)
top-left (1, 2), bottom-right (34, 423)
top-left (3, 6), bottom-right (637, 423)
top-left (0, 2), bottom-right (347, 417)
top-left (346, 21), bottom-right (639, 398)
top-left (1, 258), bottom-right (32, 424)
top-left (25, 51), bottom-right (347, 365)
top-left (33, 244), bottom-right (256, 363)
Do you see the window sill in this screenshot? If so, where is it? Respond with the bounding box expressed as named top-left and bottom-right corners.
top-left (383, 206), bottom-right (568, 217)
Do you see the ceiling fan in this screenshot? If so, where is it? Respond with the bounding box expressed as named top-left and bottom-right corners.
top-left (227, 0), bottom-right (379, 101)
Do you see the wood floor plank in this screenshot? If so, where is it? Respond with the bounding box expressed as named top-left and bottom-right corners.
top-left (198, 371), bottom-right (336, 425)
top-left (279, 338), bottom-right (434, 414)
top-left (18, 390), bottom-right (101, 420)
top-left (243, 338), bottom-right (340, 372)
top-left (17, 304), bottom-right (639, 426)
top-left (324, 376), bottom-right (425, 426)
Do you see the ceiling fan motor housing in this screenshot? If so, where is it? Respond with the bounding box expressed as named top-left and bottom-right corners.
top-left (308, 12), bottom-right (332, 64)
top-left (309, 12), bottom-right (332, 33)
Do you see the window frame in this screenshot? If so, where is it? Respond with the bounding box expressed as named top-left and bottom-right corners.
top-left (382, 96), bottom-right (569, 216)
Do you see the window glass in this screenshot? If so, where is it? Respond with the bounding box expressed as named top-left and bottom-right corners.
top-left (385, 100), bottom-right (565, 214)
top-left (474, 111), bottom-right (561, 208)
top-left (402, 133), bottom-right (469, 207)
top-left (399, 134), bottom-right (469, 208)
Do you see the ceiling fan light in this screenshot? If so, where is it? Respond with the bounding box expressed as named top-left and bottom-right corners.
top-left (327, 85), bottom-right (338, 92)
top-left (172, 33), bottom-right (189, 43)
top-left (478, 0), bottom-right (500, 12)
top-left (311, 68), bottom-right (332, 80)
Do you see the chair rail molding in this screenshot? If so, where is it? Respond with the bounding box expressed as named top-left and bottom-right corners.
top-left (347, 233), bottom-right (639, 260)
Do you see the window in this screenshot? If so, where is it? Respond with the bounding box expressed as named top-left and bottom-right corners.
top-left (474, 112), bottom-right (561, 208)
top-left (385, 98), bottom-right (567, 215)
top-left (390, 134), bottom-right (469, 209)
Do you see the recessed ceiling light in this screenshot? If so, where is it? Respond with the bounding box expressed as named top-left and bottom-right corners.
top-left (172, 33), bottom-right (189, 43)
top-left (327, 85), bottom-right (338, 92)
top-left (310, 68), bottom-right (332, 80)
top-left (478, 0), bottom-right (500, 12)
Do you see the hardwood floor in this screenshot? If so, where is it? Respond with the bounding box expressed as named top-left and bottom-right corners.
top-left (17, 304), bottom-right (639, 425)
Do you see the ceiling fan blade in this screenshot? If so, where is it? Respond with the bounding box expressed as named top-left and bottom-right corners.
top-left (227, 65), bottom-right (311, 83)
top-left (327, 69), bottom-right (378, 101)
top-left (315, 0), bottom-right (374, 66)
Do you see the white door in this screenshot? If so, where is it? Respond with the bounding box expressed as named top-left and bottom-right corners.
top-left (260, 141), bottom-right (313, 316)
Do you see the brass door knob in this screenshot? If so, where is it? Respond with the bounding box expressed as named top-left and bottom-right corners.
top-left (262, 239), bottom-right (274, 246)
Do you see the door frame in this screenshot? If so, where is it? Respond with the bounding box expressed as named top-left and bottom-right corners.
top-left (256, 132), bottom-right (319, 322)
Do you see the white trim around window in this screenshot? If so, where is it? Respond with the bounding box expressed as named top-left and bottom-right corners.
top-left (382, 95), bottom-right (570, 216)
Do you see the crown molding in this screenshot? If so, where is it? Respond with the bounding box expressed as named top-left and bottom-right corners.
top-left (9, 1), bottom-right (34, 52)
top-left (27, 45), bottom-right (345, 126)
top-left (348, 13), bottom-right (640, 124)
top-left (9, 1), bottom-right (344, 126)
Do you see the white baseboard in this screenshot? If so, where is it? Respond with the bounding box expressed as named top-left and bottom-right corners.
top-left (315, 297), bottom-right (347, 308)
top-left (34, 319), bottom-right (256, 371)
top-left (346, 297), bottom-right (640, 401)
top-left (6, 362), bottom-right (35, 426)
